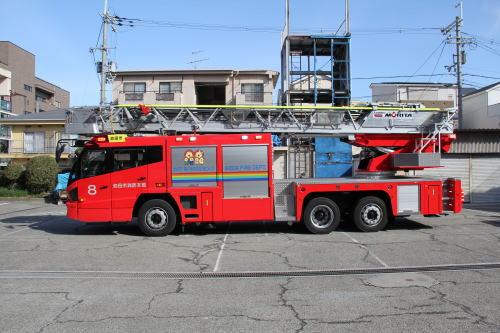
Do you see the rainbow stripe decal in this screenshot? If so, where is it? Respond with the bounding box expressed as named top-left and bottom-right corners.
top-left (221, 171), bottom-right (268, 182)
top-left (172, 172), bottom-right (217, 183)
top-left (172, 171), bottom-right (268, 183)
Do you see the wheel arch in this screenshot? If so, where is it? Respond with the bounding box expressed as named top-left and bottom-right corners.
top-left (301, 190), bottom-right (394, 219)
top-left (133, 193), bottom-right (181, 222)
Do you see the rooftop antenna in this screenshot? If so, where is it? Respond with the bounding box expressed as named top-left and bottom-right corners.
top-left (187, 50), bottom-right (209, 69)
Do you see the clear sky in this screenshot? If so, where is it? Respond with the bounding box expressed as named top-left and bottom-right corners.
top-left (1, 0), bottom-right (499, 106)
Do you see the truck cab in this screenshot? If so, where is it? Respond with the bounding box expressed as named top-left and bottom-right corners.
top-left (66, 133), bottom-right (276, 235)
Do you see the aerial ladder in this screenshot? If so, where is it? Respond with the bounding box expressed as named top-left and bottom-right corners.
top-left (62, 103), bottom-right (457, 174)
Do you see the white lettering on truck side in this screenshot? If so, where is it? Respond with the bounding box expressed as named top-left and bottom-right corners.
top-left (88, 185), bottom-right (97, 196)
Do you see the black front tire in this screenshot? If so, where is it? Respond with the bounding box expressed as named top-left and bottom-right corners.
top-left (303, 197), bottom-right (341, 234)
top-left (138, 199), bottom-right (177, 236)
top-left (353, 196), bottom-right (388, 232)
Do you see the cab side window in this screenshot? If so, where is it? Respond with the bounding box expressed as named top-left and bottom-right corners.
top-left (81, 149), bottom-right (109, 178)
top-left (112, 146), bottom-right (163, 171)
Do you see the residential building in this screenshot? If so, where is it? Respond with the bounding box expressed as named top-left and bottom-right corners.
top-left (112, 69), bottom-right (278, 106)
top-left (462, 82), bottom-right (500, 129)
top-left (0, 41), bottom-right (70, 115)
top-left (370, 82), bottom-right (458, 110)
top-left (0, 109), bottom-right (75, 166)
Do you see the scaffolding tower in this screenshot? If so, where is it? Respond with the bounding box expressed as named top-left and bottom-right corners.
top-left (281, 0), bottom-right (351, 106)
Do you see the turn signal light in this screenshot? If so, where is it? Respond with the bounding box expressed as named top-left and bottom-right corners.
top-left (156, 183), bottom-right (165, 188)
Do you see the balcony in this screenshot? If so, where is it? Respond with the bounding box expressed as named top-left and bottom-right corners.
top-left (156, 92), bottom-right (175, 102)
top-left (120, 91), bottom-right (183, 104)
top-left (235, 92), bottom-right (272, 105)
top-left (124, 93), bottom-right (144, 101)
top-left (3, 139), bottom-right (57, 155)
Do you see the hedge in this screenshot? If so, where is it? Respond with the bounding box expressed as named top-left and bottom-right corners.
top-left (25, 156), bottom-right (59, 194)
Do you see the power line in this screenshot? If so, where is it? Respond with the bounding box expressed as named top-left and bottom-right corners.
top-left (110, 15), bottom-right (441, 35)
top-left (417, 42), bottom-right (448, 100)
top-left (404, 40), bottom-right (447, 83)
top-left (351, 73), bottom-right (453, 80)
top-left (463, 73), bottom-right (500, 80)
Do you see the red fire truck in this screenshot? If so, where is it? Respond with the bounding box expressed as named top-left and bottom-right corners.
top-left (66, 132), bottom-right (462, 236)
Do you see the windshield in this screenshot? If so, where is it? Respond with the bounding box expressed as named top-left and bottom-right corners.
top-left (68, 148), bottom-right (108, 184)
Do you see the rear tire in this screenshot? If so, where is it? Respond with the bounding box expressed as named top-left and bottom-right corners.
top-left (138, 199), bottom-right (177, 236)
top-left (303, 197), bottom-right (341, 234)
top-left (353, 196), bottom-right (388, 232)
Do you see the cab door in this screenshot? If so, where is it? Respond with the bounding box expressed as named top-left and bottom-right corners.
top-left (77, 149), bottom-right (112, 222)
top-left (110, 148), bottom-right (149, 221)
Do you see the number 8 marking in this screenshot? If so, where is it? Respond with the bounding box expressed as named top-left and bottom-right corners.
top-left (88, 185), bottom-right (97, 195)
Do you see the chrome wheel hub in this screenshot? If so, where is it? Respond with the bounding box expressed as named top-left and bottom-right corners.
top-left (360, 204), bottom-right (382, 226)
top-left (310, 205), bottom-right (335, 229)
top-left (145, 208), bottom-right (168, 229)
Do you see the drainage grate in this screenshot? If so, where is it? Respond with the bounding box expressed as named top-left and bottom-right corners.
top-left (1, 262), bottom-right (499, 280)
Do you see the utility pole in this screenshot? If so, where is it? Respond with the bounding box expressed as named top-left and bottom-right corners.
top-left (442, 1), bottom-right (471, 129)
top-left (345, 0), bottom-right (350, 36)
top-left (100, 0), bottom-right (109, 111)
top-left (284, 0), bottom-right (290, 105)
top-left (455, 12), bottom-right (464, 129)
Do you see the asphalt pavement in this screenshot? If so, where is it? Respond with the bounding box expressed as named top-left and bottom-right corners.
top-left (0, 200), bottom-right (499, 332)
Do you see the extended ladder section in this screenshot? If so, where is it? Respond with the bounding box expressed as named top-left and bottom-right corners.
top-left (65, 104), bottom-right (456, 137)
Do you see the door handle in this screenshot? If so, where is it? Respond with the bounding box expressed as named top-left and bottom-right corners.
top-left (100, 185), bottom-right (108, 190)
top-left (137, 177), bottom-right (146, 181)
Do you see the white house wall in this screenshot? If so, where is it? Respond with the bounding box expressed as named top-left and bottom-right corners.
top-left (463, 91), bottom-right (495, 129)
top-left (113, 73), bottom-right (275, 105)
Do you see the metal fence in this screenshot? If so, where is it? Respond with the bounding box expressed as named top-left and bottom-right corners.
top-left (6, 139), bottom-right (58, 154)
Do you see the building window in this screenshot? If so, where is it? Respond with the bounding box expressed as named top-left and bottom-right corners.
top-left (159, 82), bottom-right (182, 93)
top-left (123, 82), bottom-right (146, 101)
top-left (24, 132), bottom-right (45, 153)
top-left (157, 82), bottom-right (182, 101)
top-left (123, 82), bottom-right (146, 93)
top-left (55, 101), bottom-right (61, 108)
top-left (241, 83), bottom-right (264, 102)
top-left (24, 84), bottom-right (32, 92)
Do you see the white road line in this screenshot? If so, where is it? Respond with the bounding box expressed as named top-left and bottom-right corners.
top-left (0, 203), bottom-right (9, 206)
top-left (213, 227), bottom-right (230, 272)
top-left (341, 232), bottom-right (389, 268)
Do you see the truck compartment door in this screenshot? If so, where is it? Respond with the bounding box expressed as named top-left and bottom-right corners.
top-left (221, 145), bottom-right (273, 221)
top-left (201, 192), bottom-right (213, 221)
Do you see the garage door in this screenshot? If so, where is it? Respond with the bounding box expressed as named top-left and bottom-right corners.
top-left (419, 154), bottom-right (471, 202)
top-left (471, 154), bottom-right (500, 203)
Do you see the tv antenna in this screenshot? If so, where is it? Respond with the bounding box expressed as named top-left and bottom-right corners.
top-left (187, 50), bottom-right (209, 69)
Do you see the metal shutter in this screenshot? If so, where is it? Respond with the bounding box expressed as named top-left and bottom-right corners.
top-left (272, 149), bottom-right (287, 180)
top-left (471, 154), bottom-right (500, 203)
top-left (419, 154), bottom-right (471, 202)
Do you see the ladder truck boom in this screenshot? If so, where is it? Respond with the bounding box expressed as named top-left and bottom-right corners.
top-left (65, 103), bottom-right (455, 136)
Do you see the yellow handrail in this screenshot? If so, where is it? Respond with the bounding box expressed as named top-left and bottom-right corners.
top-left (115, 104), bottom-right (444, 112)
